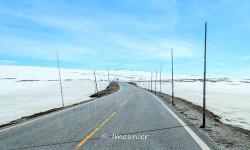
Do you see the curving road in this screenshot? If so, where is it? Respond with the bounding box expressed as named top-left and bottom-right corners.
top-left (0, 82), bottom-right (215, 150)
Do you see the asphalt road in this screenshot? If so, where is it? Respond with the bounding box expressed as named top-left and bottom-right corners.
top-left (0, 82), bottom-right (214, 150)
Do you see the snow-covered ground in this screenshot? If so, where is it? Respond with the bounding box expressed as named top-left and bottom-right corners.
top-left (138, 79), bottom-right (250, 130)
top-left (1, 65), bottom-right (250, 131)
top-left (0, 65), bottom-right (110, 125)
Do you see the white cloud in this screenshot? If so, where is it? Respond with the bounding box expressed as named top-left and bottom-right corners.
top-left (0, 0), bottom-right (179, 33)
top-left (0, 59), bottom-right (17, 65)
top-left (108, 35), bottom-right (198, 60)
top-left (0, 35), bottom-right (92, 61)
top-left (0, 0), bottom-right (198, 65)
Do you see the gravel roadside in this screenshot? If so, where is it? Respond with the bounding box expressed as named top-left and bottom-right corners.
top-left (153, 91), bottom-right (250, 150)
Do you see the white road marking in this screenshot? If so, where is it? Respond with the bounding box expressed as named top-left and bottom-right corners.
top-left (150, 92), bottom-right (211, 150)
top-left (0, 83), bottom-right (123, 133)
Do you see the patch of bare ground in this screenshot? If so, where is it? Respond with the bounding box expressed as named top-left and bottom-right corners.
top-left (127, 82), bottom-right (137, 86)
top-left (0, 82), bottom-right (119, 130)
top-left (90, 82), bottom-right (119, 98)
top-left (154, 91), bottom-right (250, 150)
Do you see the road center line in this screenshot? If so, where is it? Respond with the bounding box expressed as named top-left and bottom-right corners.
top-left (120, 100), bottom-right (128, 108)
top-left (75, 112), bottom-right (117, 150)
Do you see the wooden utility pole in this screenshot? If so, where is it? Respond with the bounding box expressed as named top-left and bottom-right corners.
top-left (171, 48), bottom-right (175, 106)
top-left (56, 51), bottom-right (65, 107)
top-left (160, 64), bottom-right (162, 93)
top-left (201, 22), bottom-right (207, 128)
top-left (94, 69), bottom-right (99, 93)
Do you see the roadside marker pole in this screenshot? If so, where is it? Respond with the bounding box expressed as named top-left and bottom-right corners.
top-left (160, 64), bottom-right (162, 93)
top-left (94, 69), bottom-right (99, 93)
top-left (155, 68), bottom-right (157, 94)
top-left (201, 22), bottom-right (207, 128)
top-left (171, 48), bottom-right (175, 106)
top-left (56, 51), bottom-right (65, 107)
top-left (147, 82), bottom-right (149, 90)
top-left (150, 72), bottom-right (153, 91)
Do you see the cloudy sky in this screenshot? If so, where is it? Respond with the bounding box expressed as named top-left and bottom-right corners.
top-left (0, 0), bottom-right (249, 77)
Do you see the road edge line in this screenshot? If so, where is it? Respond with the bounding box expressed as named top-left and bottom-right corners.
top-left (149, 92), bottom-right (211, 150)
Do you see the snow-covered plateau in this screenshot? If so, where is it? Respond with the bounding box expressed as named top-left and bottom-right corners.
top-left (0, 65), bottom-right (250, 131)
top-left (138, 79), bottom-right (250, 130)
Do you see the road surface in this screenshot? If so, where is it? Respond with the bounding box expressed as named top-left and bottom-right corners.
top-left (0, 82), bottom-right (214, 150)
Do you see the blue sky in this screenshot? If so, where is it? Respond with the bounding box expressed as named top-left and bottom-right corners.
top-left (0, 0), bottom-right (250, 77)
